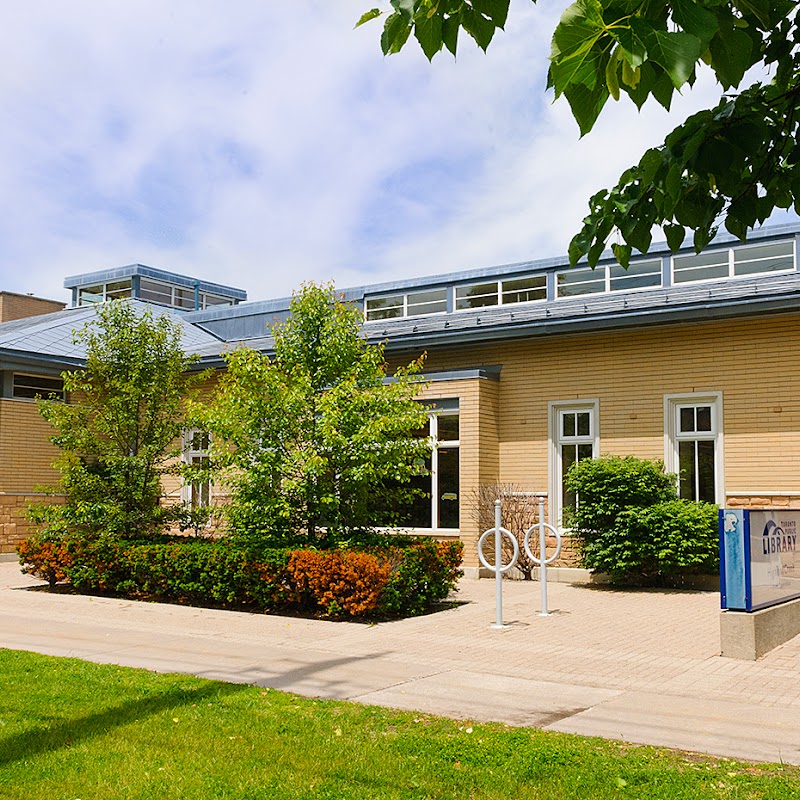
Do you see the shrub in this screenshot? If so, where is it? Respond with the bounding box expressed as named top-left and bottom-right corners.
top-left (582, 500), bottom-right (720, 584)
top-left (287, 550), bottom-right (392, 616)
top-left (379, 541), bottom-right (463, 616)
top-left (564, 455), bottom-right (676, 534)
top-left (16, 536), bottom-right (463, 619)
top-left (565, 454), bottom-right (719, 585)
top-left (17, 532), bottom-right (73, 587)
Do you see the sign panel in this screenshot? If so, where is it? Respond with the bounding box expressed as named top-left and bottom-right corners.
top-left (720, 509), bottom-right (800, 611)
top-left (747, 510), bottom-right (800, 611)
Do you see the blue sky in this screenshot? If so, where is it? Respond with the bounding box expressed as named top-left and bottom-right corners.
top-left (0, 1), bottom-right (793, 305)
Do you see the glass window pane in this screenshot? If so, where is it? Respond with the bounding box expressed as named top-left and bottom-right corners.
top-left (734, 241), bottom-right (794, 276)
top-left (695, 406), bottom-right (712, 432)
top-left (562, 444), bottom-right (578, 511)
top-left (105, 280), bottom-right (132, 300)
top-left (609, 259), bottom-right (661, 292)
top-left (174, 288), bottom-right (195, 309)
top-left (456, 282), bottom-right (499, 310)
top-left (79, 285), bottom-right (104, 305)
top-left (697, 440), bottom-right (715, 502)
top-left (556, 267), bottom-right (605, 297)
top-left (501, 275), bottom-right (546, 304)
top-left (204, 294), bottom-right (232, 307)
top-left (407, 288), bottom-right (447, 316)
top-left (562, 412), bottom-right (576, 438)
top-left (437, 447), bottom-right (459, 529)
top-left (365, 295), bottom-right (404, 321)
top-left (673, 250), bottom-right (729, 283)
top-left (437, 413), bottom-right (459, 442)
top-left (576, 412), bottom-right (590, 437)
top-left (679, 407), bottom-right (695, 433)
top-left (12, 374), bottom-right (64, 400)
top-left (139, 278), bottom-right (173, 305)
top-left (678, 440), bottom-right (697, 500)
top-left (577, 443), bottom-right (593, 460)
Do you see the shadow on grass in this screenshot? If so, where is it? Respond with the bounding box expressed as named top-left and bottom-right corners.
top-left (0, 680), bottom-right (246, 768)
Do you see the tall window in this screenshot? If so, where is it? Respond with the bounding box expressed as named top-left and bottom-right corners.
top-left (395, 404), bottom-right (460, 530)
top-left (549, 400), bottom-right (599, 527)
top-left (664, 393), bottom-right (723, 504)
top-left (182, 429), bottom-right (211, 508)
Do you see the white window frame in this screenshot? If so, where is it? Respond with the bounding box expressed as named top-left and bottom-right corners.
top-left (181, 428), bottom-right (212, 507)
top-left (426, 409), bottom-right (460, 531)
top-left (548, 399), bottom-right (599, 529)
top-left (663, 392), bottom-right (724, 504)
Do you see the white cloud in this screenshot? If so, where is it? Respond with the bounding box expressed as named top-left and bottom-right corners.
top-left (0, 2), bottom-right (793, 306)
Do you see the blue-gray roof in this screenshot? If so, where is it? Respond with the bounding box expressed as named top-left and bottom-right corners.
top-left (3, 222), bottom-right (800, 367)
top-left (0, 300), bottom-right (225, 364)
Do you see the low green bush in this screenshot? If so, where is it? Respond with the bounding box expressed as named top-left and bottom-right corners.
top-left (564, 455), bottom-right (676, 534)
top-left (565, 454), bottom-right (719, 585)
top-left (17, 534), bottom-right (462, 619)
top-left (581, 500), bottom-right (719, 584)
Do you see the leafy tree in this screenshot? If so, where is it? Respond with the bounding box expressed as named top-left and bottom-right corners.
top-left (199, 283), bottom-right (431, 546)
top-left (33, 301), bottom-right (201, 539)
top-left (358, 1), bottom-right (800, 264)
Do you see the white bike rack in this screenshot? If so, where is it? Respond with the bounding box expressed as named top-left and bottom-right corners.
top-left (477, 499), bottom-right (518, 629)
top-left (478, 494), bottom-right (562, 627)
top-left (523, 495), bottom-right (562, 617)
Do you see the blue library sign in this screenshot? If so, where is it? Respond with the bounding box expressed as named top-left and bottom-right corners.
top-left (720, 509), bottom-right (800, 611)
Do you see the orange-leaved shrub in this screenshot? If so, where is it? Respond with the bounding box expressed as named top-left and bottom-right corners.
top-left (287, 549), bottom-right (393, 616)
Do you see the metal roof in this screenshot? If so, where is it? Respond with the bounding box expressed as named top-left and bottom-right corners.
top-left (0, 300), bottom-right (225, 362)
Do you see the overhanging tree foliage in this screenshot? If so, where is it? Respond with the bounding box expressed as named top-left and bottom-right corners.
top-left (34, 301), bottom-right (201, 539)
top-left (358, 0), bottom-right (800, 264)
top-left (199, 283), bottom-right (431, 546)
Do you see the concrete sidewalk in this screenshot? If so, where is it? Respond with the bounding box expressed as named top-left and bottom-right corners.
top-left (2, 562), bottom-right (800, 765)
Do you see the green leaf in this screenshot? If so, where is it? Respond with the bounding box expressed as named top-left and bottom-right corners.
top-left (471, 0), bottom-right (510, 28)
top-left (564, 79), bottom-right (610, 137)
top-left (390, 0), bottom-right (416, 22)
top-left (629, 18), bottom-right (703, 89)
top-left (460, 6), bottom-right (496, 50)
top-left (442, 12), bottom-right (460, 55)
top-left (671, 0), bottom-right (719, 48)
top-left (664, 224), bottom-right (686, 252)
top-left (709, 21), bottom-right (754, 88)
top-left (611, 242), bottom-right (631, 267)
top-left (611, 24), bottom-right (647, 69)
top-left (355, 9), bottom-right (382, 28)
top-left (639, 148), bottom-right (663, 185)
top-left (550, 0), bottom-right (607, 96)
top-left (414, 10), bottom-right (444, 60)
top-left (382, 12), bottom-right (413, 54)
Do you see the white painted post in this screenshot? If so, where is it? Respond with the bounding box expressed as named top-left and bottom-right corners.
top-left (538, 496), bottom-right (549, 616)
top-left (493, 499), bottom-right (503, 628)
top-left (477, 498), bottom-right (518, 630)
top-left (524, 494), bottom-right (562, 618)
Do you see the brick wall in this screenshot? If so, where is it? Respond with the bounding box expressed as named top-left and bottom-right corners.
top-left (0, 292), bottom-right (65, 322)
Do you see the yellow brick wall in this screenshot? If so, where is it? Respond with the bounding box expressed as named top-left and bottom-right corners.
top-left (0, 399), bottom-right (61, 493)
top-left (405, 312), bottom-right (800, 500)
top-left (0, 292), bottom-right (65, 322)
top-left (387, 312), bottom-right (800, 567)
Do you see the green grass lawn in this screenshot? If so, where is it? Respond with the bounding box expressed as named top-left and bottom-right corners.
top-left (0, 649), bottom-right (797, 800)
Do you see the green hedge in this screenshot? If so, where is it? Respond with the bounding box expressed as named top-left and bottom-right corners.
top-left (17, 534), bottom-right (463, 619)
top-left (565, 455), bottom-right (719, 585)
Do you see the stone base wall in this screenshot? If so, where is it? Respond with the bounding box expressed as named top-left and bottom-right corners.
top-left (725, 495), bottom-right (800, 509)
top-left (0, 493), bottom-right (64, 555)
